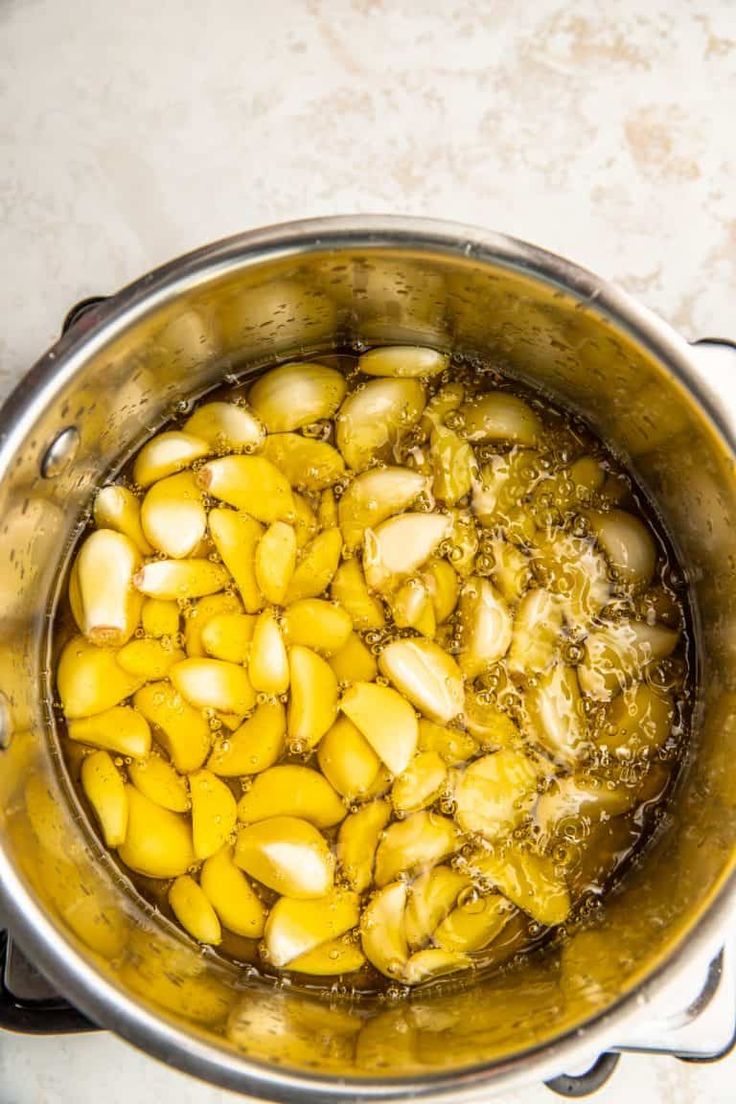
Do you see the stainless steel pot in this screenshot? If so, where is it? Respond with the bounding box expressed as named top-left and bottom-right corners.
top-left (0, 216), bottom-right (734, 1101)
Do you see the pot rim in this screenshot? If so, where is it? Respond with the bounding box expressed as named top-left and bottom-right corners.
top-left (1, 214), bottom-right (734, 1102)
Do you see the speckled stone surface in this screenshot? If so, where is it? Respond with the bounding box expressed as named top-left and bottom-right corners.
top-left (0, 0), bottom-right (734, 1101)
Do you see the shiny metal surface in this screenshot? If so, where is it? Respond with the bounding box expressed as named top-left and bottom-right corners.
top-left (0, 217), bottom-right (734, 1101)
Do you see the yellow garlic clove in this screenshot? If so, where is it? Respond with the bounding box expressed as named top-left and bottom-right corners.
top-left (168, 875), bottom-right (222, 944)
top-left (189, 769), bottom-right (238, 860)
top-left (128, 754), bottom-right (189, 812)
top-left (363, 512), bottom-right (451, 592)
top-left (264, 888), bottom-right (360, 967)
top-left (207, 700), bottom-right (286, 776)
top-left (290, 492), bottom-right (317, 550)
top-left (71, 529), bottom-right (142, 646)
top-left (535, 774), bottom-right (636, 841)
top-left (317, 716), bottom-right (381, 800)
top-left (508, 589), bottom-right (563, 675)
top-left (288, 938), bottom-right (366, 975)
top-left (141, 598), bottom-right (180, 638)
top-left (532, 531), bottom-right (611, 630)
top-left (487, 539), bottom-right (530, 604)
top-left (434, 894), bottom-right (510, 953)
top-left (578, 620), bottom-right (679, 700)
top-left (457, 393), bottom-right (541, 445)
top-left (248, 610), bottom-right (289, 694)
top-left (402, 948), bottom-right (472, 986)
top-left (238, 764), bottom-right (345, 828)
top-left (360, 881), bottom-right (409, 980)
top-left (420, 382), bottom-right (465, 434)
top-left (58, 636), bottom-right (144, 718)
top-left (338, 467), bottom-right (427, 550)
top-left (170, 657), bottom-right (256, 715)
top-left (201, 612), bottom-right (256, 663)
top-left (337, 799), bottom-right (391, 892)
top-left (525, 664), bottom-right (587, 765)
top-left (134, 681), bottom-right (211, 773)
top-left (118, 785), bottom-right (195, 878)
top-left (183, 401), bottom-right (264, 452)
top-left (379, 638), bottom-right (464, 725)
top-left (362, 765), bottom-right (393, 801)
top-left (417, 719), bottom-right (477, 764)
top-left (390, 578), bottom-right (436, 638)
top-left (374, 811), bottom-right (460, 886)
top-left (469, 846), bottom-right (571, 925)
top-left (284, 528), bottom-right (343, 603)
top-left (328, 632), bottom-right (378, 684)
top-left (587, 509), bottom-right (656, 587)
top-left (93, 485), bottom-right (152, 555)
top-left (116, 637), bottom-right (185, 679)
top-left (422, 558), bottom-right (459, 623)
top-left (431, 425), bottom-right (477, 504)
top-left (330, 559), bottom-right (385, 630)
top-left (282, 599), bottom-right (353, 655)
top-left (359, 345), bottom-right (448, 378)
top-left (600, 683), bottom-right (675, 756)
top-left (248, 361), bottom-right (347, 432)
top-left (318, 488), bottom-right (338, 529)
top-left (208, 508), bottom-right (264, 613)
top-left (454, 750), bottom-right (540, 839)
top-left (336, 378), bottom-right (426, 471)
top-left (134, 559), bottom-right (229, 600)
top-left (200, 846), bottom-right (266, 937)
top-left (81, 750), bottom-right (128, 847)
top-left (463, 693), bottom-right (519, 747)
top-left (458, 577), bottom-right (512, 678)
top-left (262, 433), bottom-right (345, 491)
top-left (141, 471), bottom-right (207, 559)
top-left (234, 815), bottom-right (334, 898)
top-left (184, 591), bottom-right (243, 656)
top-left (254, 522), bottom-right (297, 605)
top-left (67, 705), bottom-right (151, 758)
top-left (446, 508), bottom-right (479, 577)
top-left (287, 645), bottom-right (338, 750)
top-left (133, 430), bottom-right (211, 488)
top-left (391, 751), bottom-right (448, 813)
top-left (198, 456), bottom-right (295, 522)
top-left (404, 865), bottom-right (469, 948)
top-left (340, 681), bottom-right (418, 775)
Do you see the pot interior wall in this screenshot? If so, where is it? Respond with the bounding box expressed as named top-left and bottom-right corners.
top-left (0, 237), bottom-right (735, 1083)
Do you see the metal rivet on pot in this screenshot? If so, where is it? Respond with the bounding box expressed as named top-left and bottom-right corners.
top-left (41, 426), bottom-right (80, 478)
top-left (0, 690), bottom-right (11, 750)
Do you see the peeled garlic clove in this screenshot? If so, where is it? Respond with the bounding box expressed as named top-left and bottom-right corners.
top-left (463, 693), bottom-right (519, 747)
top-left (330, 559), bottom-right (385, 630)
top-left (118, 786), bottom-right (195, 878)
top-left (265, 889), bottom-right (360, 967)
top-left (458, 577), bottom-right (513, 678)
top-left (578, 620), bottom-right (679, 700)
top-left (391, 751), bottom-right (448, 813)
top-left (421, 382), bottom-right (465, 434)
top-left (93, 485), bottom-right (152, 555)
top-left (422, 558), bottom-right (459, 623)
top-left (601, 683), bottom-right (675, 757)
top-left (249, 610), bottom-right (289, 694)
top-left (404, 865), bottom-right (469, 947)
top-left (71, 529), bottom-right (142, 646)
top-left (587, 509), bottom-right (656, 587)
top-left (248, 362), bottom-right (347, 432)
top-left (535, 774), bottom-right (637, 840)
top-left (189, 769), bottom-right (237, 860)
top-left (284, 528), bottom-right (343, 603)
top-left (288, 937), bottom-right (366, 975)
top-left (337, 799), bottom-right (391, 892)
top-left (338, 467), bottom-right (427, 549)
top-left (361, 881), bottom-right (409, 980)
top-left (454, 750), bottom-right (540, 839)
top-left (364, 512), bottom-right (451, 592)
top-left (532, 531), bottom-right (610, 630)
top-left (282, 598), bottom-right (352, 655)
top-left (58, 637), bottom-right (144, 719)
top-left (133, 431), bottom-right (211, 488)
top-left (328, 632), bottom-right (378, 684)
top-left (469, 846), bottom-right (570, 926)
top-left (340, 681), bottom-right (418, 774)
top-left (168, 875), bottom-right (222, 944)
top-left (116, 637), bottom-right (185, 679)
top-left (198, 456), bottom-right (294, 522)
top-left (336, 379), bottom-right (426, 471)
top-left (390, 578), bottom-right (436, 637)
top-left (68, 705), bottom-right (151, 758)
top-left (183, 401), bottom-right (264, 452)
top-left (208, 508), bottom-right (263, 613)
top-left (140, 471), bottom-right (206, 559)
top-left (207, 700), bottom-right (286, 776)
top-left (184, 591), bottom-right (243, 657)
top-left (434, 893), bottom-right (511, 953)
top-left (287, 645), bottom-right (339, 750)
top-left (200, 846), bottom-right (266, 937)
top-left (134, 681), bottom-right (211, 773)
top-left (171, 657), bottom-right (256, 716)
top-left (134, 559), bottom-right (229, 600)
top-left (431, 425), bottom-right (477, 504)
top-left (458, 393), bottom-right (541, 445)
top-left (234, 815), bottom-right (334, 898)
top-left (318, 488), bottom-right (338, 529)
top-left (488, 539), bottom-right (529, 604)
top-left (238, 764), bottom-right (345, 828)
top-left (317, 716), bottom-right (381, 800)
top-left (359, 345), bottom-right (448, 378)
top-left (374, 811), bottom-right (460, 886)
top-left (508, 589), bottom-right (563, 675)
top-left (128, 754), bottom-right (189, 812)
top-left (418, 719), bottom-right (477, 764)
top-left (201, 612), bottom-right (256, 663)
top-left (262, 433), bottom-right (345, 491)
top-left (525, 664), bottom-right (586, 765)
top-left (81, 750), bottom-right (128, 847)
top-left (403, 948), bottom-right (472, 985)
top-left (141, 598), bottom-right (180, 638)
top-left (379, 638), bottom-right (464, 725)
top-left (446, 508), bottom-right (479, 577)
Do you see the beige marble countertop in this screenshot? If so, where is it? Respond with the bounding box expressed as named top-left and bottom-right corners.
top-left (1, 0), bottom-right (734, 1101)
